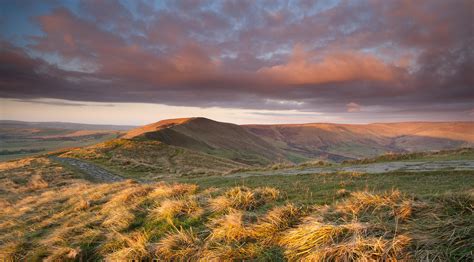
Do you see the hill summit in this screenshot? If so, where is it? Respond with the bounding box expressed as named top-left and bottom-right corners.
top-left (123, 118), bottom-right (196, 139)
top-left (124, 117), bottom-right (286, 165)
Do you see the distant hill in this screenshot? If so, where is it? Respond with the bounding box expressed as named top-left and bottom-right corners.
top-left (244, 122), bottom-right (474, 160)
top-left (0, 120), bottom-right (135, 131)
top-left (0, 120), bottom-right (133, 161)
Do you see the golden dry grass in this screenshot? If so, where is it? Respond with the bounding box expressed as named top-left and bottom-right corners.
top-left (154, 228), bottom-right (202, 261)
top-left (0, 156), bottom-right (472, 261)
top-left (199, 241), bottom-right (261, 261)
top-left (335, 190), bottom-right (416, 221)
top-left (152, 197), bottom-right (204, 224)
top-left (280, 218), bottom-right (411, 261)
top-left (100, 230), bottom-right (151, 261)
top-left (101, 185), bottom-right (152, 231)
top-left (42, 246), bottom-right (82, 262)
top-left (336, 188), bottom-right (351, 198)
top-left (252, 203), bottom-right (302, 243)
top-left (209, 186), bottom-right (279, 212)
top-left (148, 183), bottom-right (198, 199)
top-left (208, 210), bottom-right (253, 242)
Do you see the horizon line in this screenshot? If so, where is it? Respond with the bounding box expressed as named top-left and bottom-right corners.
top-left (2, 117), bottom-right (473, 128)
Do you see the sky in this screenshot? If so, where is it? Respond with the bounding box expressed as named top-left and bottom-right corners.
top-left (0, 0), bottom-right (473, 125)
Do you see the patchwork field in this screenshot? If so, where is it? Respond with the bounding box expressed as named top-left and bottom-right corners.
top-left (0, 121), bottom-right (132, 161)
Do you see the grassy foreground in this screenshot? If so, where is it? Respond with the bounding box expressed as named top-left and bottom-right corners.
top-left (0, 157), bottom-right (473, 261)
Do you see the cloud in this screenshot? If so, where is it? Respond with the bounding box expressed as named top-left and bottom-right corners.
top-left (0, 0), bottom-right (472, 121)
top-left (12, 98), bottom-right (115, 107)
top-left (346, 102), bottom-right (362, 113)
top-left (258, 45), bottom-right (398, 85)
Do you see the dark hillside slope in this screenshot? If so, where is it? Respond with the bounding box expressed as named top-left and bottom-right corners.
top-left (124, 117), bottom-right (287, 165)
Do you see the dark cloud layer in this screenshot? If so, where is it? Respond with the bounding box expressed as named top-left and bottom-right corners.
top-left (0, 0), bottom-right (473, 117)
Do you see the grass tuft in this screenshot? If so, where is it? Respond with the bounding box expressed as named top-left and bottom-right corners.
top-left (280, 218), bottom-right (411, 261)
top-left (102, 231), bottom-right (150, 261)
top-left (152, 197), bottom-right (204, 224)
top-left (154, 228), bottom-right (202, 261)
top-left (208, 210), bottom-right (253, 242)
top-left (336, 190), bottom-right (415, 221)
top-left (149, 183), bottom-right (199, 199)
top-left (43, 247), bottom-right (81, 262)
top-left (252, 203), bottom-right (302, 243)
top-left (28, 174), bottom-right (49, 190)
top-left (209, 186), bottom-right (279, 212)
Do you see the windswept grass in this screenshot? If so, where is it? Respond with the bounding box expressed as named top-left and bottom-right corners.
top-left (209, 186), bottom-right (279, 212)
top-left (101, 185), bottom-right (152, 231)
top-left (148, 183), bottom-right (198, 199)
top-left (252, 203), bottom-right (303, 244)
top-left (336, 190), bottom-right (414, 220)
top-left (280, 190), bottom-right (416, 261)
top-left (154, 228), bottom-right (202, 260)
top-left (0, 156), bottom-right (473, 260)
top-left (208, 210), bottom-right (253, 242)
top-left (152, 197), bottom-right (204, 224)
top-left (101, 230), bottom-right (150, 261)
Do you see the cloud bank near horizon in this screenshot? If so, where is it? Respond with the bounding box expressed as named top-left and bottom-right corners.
top-left (1, 0), bottom-right (473, 123)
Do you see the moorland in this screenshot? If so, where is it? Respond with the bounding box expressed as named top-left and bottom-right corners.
top-left (0, 118), bottom-right (473, 261)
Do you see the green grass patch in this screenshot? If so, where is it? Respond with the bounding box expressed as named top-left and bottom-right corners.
top-left (167, 170), bottom-right (474, 205)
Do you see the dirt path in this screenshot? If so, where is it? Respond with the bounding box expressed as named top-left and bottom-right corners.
top-left (230, 159), bottom-right (474, 178)
top-left (50, 156), bottom-right (124, 182)
top-left (50, 155), bottom-right (474, 181)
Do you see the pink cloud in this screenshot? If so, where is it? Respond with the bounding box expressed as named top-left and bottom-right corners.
top-left (1, 0), bottom-right (472, 121)
top-left (346, 102), bottom-right (362, 113)
top-left (258, 45), bottom-right (397, 85)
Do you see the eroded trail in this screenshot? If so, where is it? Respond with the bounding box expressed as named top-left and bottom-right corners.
top-left (50, 156), bottom-right (124, 182)
top-left (50, 155), bottom-right (474, 182)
